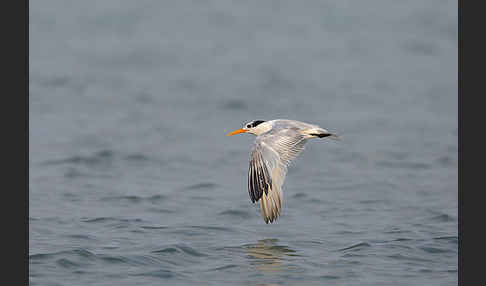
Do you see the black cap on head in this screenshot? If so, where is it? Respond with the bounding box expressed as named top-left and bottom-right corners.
top-left (251, 120), bottom-right (265, 127)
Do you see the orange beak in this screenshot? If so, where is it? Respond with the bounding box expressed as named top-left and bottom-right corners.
top-left (226, 128), bottom-right (248, 136)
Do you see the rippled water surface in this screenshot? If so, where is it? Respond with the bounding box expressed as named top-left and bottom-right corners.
top-left (30, 1), bottom-right (457, 285)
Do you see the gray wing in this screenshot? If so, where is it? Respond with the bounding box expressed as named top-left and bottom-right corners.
top-left (263, 128), bottom-right (309, 168)
top-left (248, 129), bottom-right (308, 223)
top-left (248, 143), bottom-right (272, 203)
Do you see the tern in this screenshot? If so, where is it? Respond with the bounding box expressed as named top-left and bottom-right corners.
top-left (227, 119), bottom-right (339, 224)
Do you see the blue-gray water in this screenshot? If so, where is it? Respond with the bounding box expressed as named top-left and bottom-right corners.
top-left (29, 1), bottom-right (458, 285)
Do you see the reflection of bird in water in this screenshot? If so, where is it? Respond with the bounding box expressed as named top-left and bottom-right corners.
top-left (244, 239), bottom-right (298, 273)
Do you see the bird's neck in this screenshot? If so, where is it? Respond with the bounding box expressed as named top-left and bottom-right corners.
top-left (251, 122), bottom-right (273, 136)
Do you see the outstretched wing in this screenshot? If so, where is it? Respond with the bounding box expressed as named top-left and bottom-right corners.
top-left (248, 143), bottom-right (272, 203)
top-left (263, 128), bottom-right (309, 168)
top-left (248, 129), bottom-right (308, 223)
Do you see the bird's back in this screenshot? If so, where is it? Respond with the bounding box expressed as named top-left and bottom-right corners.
top-left (258, 119), bottom-right (326, 144)
top-left (266, 119), bottom-right (320, 132)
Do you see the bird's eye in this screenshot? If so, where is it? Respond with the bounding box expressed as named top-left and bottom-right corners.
top-left (246, 124), bottom-right (251, 128)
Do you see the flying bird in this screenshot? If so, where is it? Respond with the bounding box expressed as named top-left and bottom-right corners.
top-left (227, 119), bottom-right (339, 224)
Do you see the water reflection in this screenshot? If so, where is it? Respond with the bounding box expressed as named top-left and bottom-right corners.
top-left (244, 239), bottom-right (297, 273)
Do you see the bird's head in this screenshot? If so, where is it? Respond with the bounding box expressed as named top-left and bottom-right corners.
top-left (227, 120), bottom-right (269, 136)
